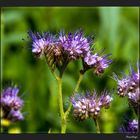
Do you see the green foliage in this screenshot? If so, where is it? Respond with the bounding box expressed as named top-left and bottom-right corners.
top-left (1, 7), bottom-right (139, 133)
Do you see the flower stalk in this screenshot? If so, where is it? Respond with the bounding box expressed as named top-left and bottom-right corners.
top-left (65, 73), bottom-right (84, 119)
top-left (56, 77), bottom-right (66, 133)
top-left (75, 73), bottom-right (84, 92)
top-left (57, 73), bottom-right (84, 133)
top-left (94, 118), bottom-right (100, 133)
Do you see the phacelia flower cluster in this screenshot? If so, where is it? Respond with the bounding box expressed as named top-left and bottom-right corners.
top-left (119, 119), bottom-right (138, 133)
top-left (29, 30), bottom-right (91, 59)
top-left (0, 87), bottom-right (24, 122)
top-left (29, 29), bottom-right (112, 76)
top-left (114, 64), bottom-right (139, 115)
top-left (83, 52), bottom-right (112, 75)
top-left (113, 65), bottom-right (140, 107)
top-left (70, 91), bottom-right (113, 121)
top-left (29, 30), bottom-right (91, 72)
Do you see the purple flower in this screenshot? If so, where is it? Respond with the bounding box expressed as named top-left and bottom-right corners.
top-left (70, 91), bottom-right (113, 120)
top-left (100, 93), bottom-right (113, 109)
top-left (1, 87), bottom-right (23, 111)
top-left (114, 64), bottom-right (139, 98)
top-left (88, 97), bottom-right (102, 119)
top-left (128, 88), bottom-right (140, 107)
top-left (59, 30), bottom-right (91, 60)
top-left (70, 94), bottom-right (89, 121)
top-left (0, 86), bottom-right (24, 122)
top-left (128, 67), bottom-right (139, 92)
top-left (129, 120), bottom-right (138, 132)
top-left (2, 87), bottom-right (19, 97)
top-left (114, 64), bottom-right (139, 115)
top-left (94, 54), bottom-right (112, 74)
top-left (117, 78), bottom-right (130, 97)
top-left (1, 95), bottom-right (23, 111)
top-left (84, 52), bottom-right (98, 66)
top-left (8, 110), bottom-right (24, 122)
top-left (28, 31), bottom-right (55, 57)
top-left (113, 73), bottom-right (130, 97)
top-left (127, 65), bottom-right (139, 107)
top-left (83, 52), bottom-right (112, 75)
top-left (119, 119), bottom-right (138, 133)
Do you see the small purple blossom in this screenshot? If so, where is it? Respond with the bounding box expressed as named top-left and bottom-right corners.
top-left (84, 52), bottom-right (98, 66)
top-left (100, 93), bottom-right (113, 109)
top-left (1, 95), bottom-right (23, 111)
top-left (2, 87), bottom-right (19, 97)
top-left (70, 91), bottom-right (113, 120)
top-left (0, 86), bottom-right (24, 122)
top-left (58, 30), bottom-right (91, 60)
top-left (128, 67), bottom-right (139, 92)
top-left (129, 120), bottom-right (138, 132)
top-left (119, 119), bottom-right (138, 133)
top-left (94, 55), bottom-right (112, 75)
top-left (88, 97), bottom-right (102, 118)
top-left (83, 52), bottom-right (112, 75)
top-left (114, 64), bottom-right (139, 115)
top-left (28, 31), bottom-right (55, 57)
top-left (114, 64), bottom-right (139, 97)
top-left (70, 94), bottom-right (89, 121)
top-left (1, 87), bottom-right (23, 111)
top-left (118, 78), bottom-right (130, 97)
top-left (128, 88), bottom-right (140, 107)
top-left (8, 110), bottom-right (24, 122)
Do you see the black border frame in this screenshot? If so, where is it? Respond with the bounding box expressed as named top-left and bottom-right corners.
top-left (0, 133), bottom-right (139, 140)
top-left (0, 0), bottom-right (140, 6)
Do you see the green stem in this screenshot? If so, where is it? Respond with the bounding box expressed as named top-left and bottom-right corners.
top-left (56, 73), bottom-right (84, 133)
top-left (75, 73), bottom-right (84, 92)
top-left (57, 77), bottom-right (66, 133)
top-left (94, 118), bottom-right (100, 133)
top-left (65, 73), bottom-right (84, 118)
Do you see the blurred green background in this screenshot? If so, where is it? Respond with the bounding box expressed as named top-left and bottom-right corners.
top-left (1, 7), bottom-right (139, 133)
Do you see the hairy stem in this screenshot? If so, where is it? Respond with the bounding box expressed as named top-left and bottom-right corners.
top-left (94, 118), bottom-right (100, 133)
top-left (65, 73), bottom-right (84, 118)
top-left (57, 77), bottom-right (66, 133)
top-left (75, 73), bottom-right (84, 92)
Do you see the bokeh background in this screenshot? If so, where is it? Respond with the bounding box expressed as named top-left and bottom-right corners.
top-left (1, 7), bottom-right (139, 133)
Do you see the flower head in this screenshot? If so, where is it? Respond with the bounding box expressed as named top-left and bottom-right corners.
top-left (28, 31), bottom-right (55, 57)
top-left (93, 54), bottom-right (112, 75)
top-left (100, 93), bottom-right (113, 109)
top-left (70, 94), bottom-right (89, 121)
top-left (88, 95), bottom-right (102, 119)
top-left (1, 87), bottom-right (23, 111)
top-left (83, 52), bottom-right (112, 75)
top-left (118, 78), bottom-right (130, 97)
top-left (114, 64), bottom-right (139, 97)
top-left (114, 63), bottom-right (139, 116)
top-left (59, 30), bottom-right (91, 60)
top-left (119, 119), bottom-right (138, 133)
top-left (84, 52), bottom-right (98, 66)
top-left (128, 120), bottom-right (139, 132)
top-left (70, 91), bottom-right (113, 121)
top-left (8, 110), bottom-right (24, 122)
top-left (0, 86), bottom-right (24, 122)
top-left (113, 73), bottom-right (130, 97)
top-left (128, 88), bottom-right (140, 107)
